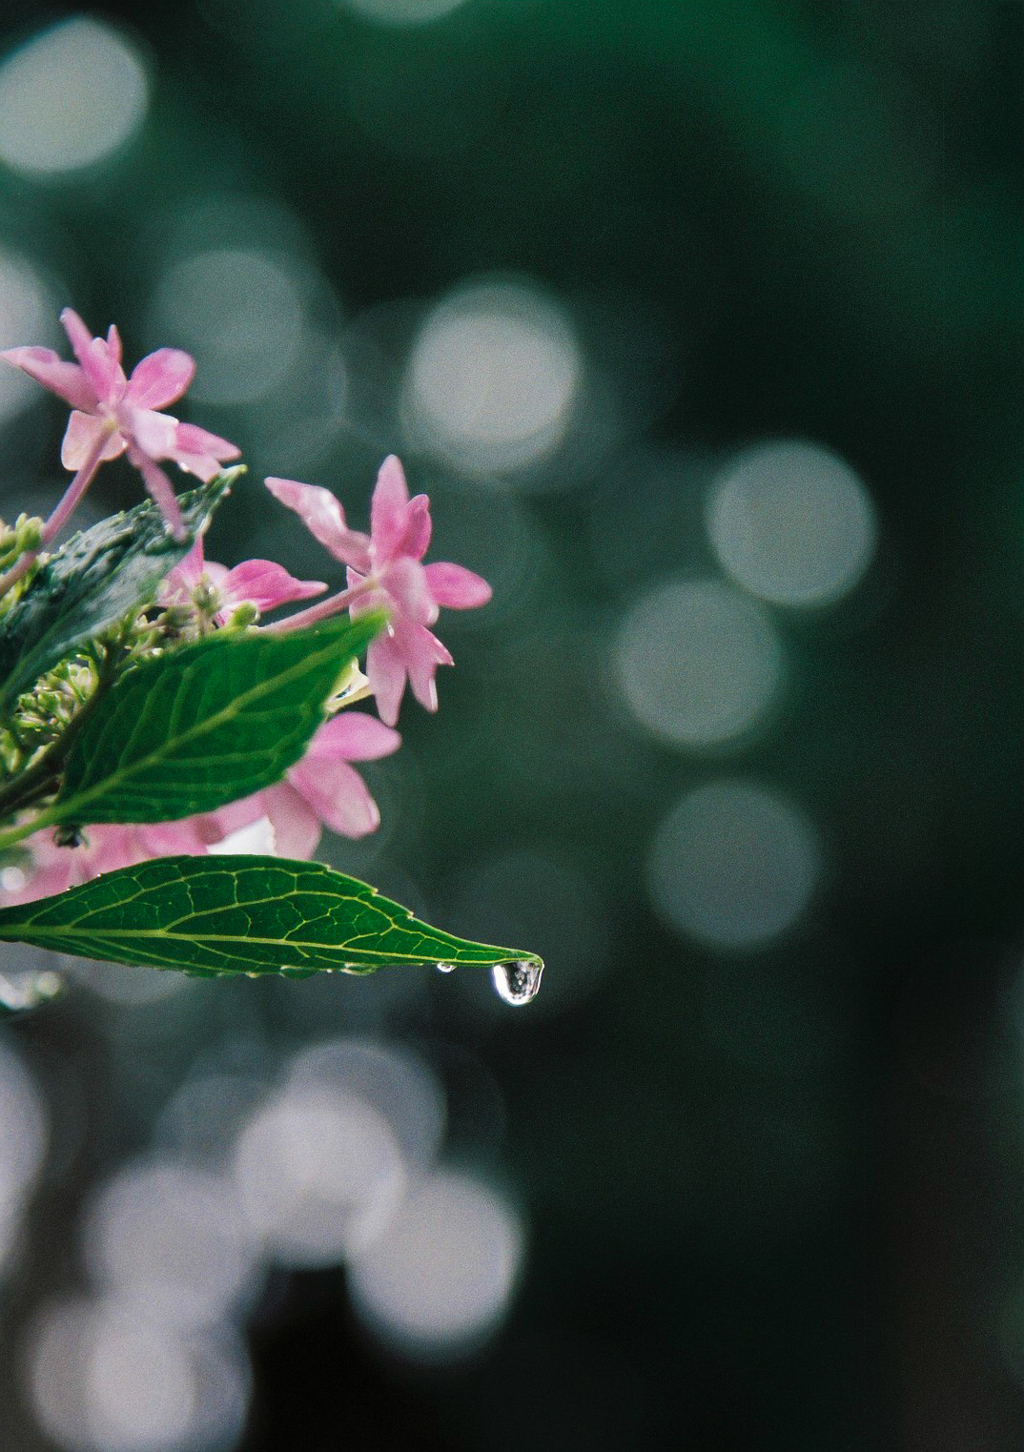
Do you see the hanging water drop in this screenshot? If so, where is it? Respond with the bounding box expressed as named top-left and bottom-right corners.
top-left (491, 959), bottom-right (544, 1006)
top-left (436, 962), bottom-right (456, 974)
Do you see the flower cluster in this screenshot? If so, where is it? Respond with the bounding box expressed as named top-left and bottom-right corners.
top-left (0, 311), bottom-right (491, 904)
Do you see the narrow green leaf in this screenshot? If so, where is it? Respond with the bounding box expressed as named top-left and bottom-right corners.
top-left (0, 855), bottom-right (543, 978)
top-left (0, 472), bottom-right (236, 711)
top-left (47, 613), bottom-right (384, 826)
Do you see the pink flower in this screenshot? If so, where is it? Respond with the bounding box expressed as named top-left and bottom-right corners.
top-left (0, 712), bottom-right (398, 909)
top-left (266, 456), bottom-right (491, 725)
top-left (1, 309), bottom-right (240, 537)
top-left (0, 818), bottom-right (214, 906)
top-left (0, 710), bottom-right (399, 908)
top-left (160, 534), bottom-right (325, 624)
top-left (216, 711), bottom-right (402, 858)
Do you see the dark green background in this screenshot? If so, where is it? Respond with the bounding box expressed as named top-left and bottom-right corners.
top-left (0, 2), bottom-right (1021, 1449)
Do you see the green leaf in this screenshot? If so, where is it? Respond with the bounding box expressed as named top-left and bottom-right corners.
top-left (0, 472), bottom-right (236, 712)
top-left (46, 613), bottom-right (384, 827)
top-left (0, 855), bottom-right (543, 978)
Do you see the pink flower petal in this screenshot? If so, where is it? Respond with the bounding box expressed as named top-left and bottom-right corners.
top-left (123, 405), bottom-right (179, 460)
top-left (174, 422), bottom-right (240, 463)
top-left (0, 857), bottom-right (73, 905)
top-left (129, 449), bottom-right (185, 538)
top-left (0, 346), bottom-right (97, 410)
top-left (126, 348), bottom-right (196, 409)
top-left (198, 793), bottom-right (270, 843)
top-left (260, 781), bottom-right (323, 859)
top-left (159, 536), bottom-right (206, 604)
top-left (305, 711), bottom-right (401, 764)
top-left (370, 455), bottom-right (413, 562)
top-left (399, 494), bottom-right (432, 561)
top-left (139, 819), bottom-right (210, 856)
top-left (88, 825), bottom-right (151, 876)
top-left (381, 556), bottom-right (437, 626)
top-left (208, 815), bottom-right (278, 856)
top-left (365, 632), bottom-right (408, 727)
top-left (59, 308), bottom-right (123, 402)
top-left (401, 622), bottom-right (453, 713)
top-left (106, 324), bottom-right (123, 366)
top-left (172, 450), bottom-right (221, 484)
top-left (167, 422), bottom-right (240, 483)
top-left (288, 753), bottom-right (382, 839)
top-left (423, 561), bottom-right (493, 609)
top-left (60, 411), bottom-right (125, 470)
top-left (221, 560), bottom-right (326, 614)
top-left (265, 476), bottom-right (371, 570)
top-left (60, 308), bottom-right (103, 379)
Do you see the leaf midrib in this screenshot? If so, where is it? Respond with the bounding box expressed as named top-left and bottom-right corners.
top-left (0, 924), bottom-right (505, 960)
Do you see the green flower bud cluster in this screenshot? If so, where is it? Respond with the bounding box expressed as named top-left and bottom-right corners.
top-left (0, 516), bottom-right (45, 604)
top-left (1, 656), bottom-right (97, 775)
top-left (0, 515), bottom-right (44, 564)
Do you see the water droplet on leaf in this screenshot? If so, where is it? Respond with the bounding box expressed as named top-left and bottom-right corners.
top-left (491, 959), bottom-right (543, 1006)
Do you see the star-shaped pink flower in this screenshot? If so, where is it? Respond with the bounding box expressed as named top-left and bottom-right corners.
top-left (266, 456), bottom-right (491, 725)
top-left (0, 818), bottom-right (214, 906)
top-left (1, 308), bottom-right (240, 538)
top-left (259, 711), bottom-right (402, 853)
top-left (197, 710), bottom-right (402, 857)
top-left (160, 535), bottom-right (325, 625)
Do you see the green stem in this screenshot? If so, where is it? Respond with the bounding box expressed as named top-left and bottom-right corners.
top-left (0, 429), bottom-right (112, 603)
top-left (0, 765), bottom-right (62, 819)
top-left (0, 803), bottom-right (63, 855)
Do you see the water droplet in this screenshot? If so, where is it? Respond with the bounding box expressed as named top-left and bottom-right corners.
top-left (491, 959), bottom-right (543, 1006)
top-left (436, 962), bottom-right (456, 974)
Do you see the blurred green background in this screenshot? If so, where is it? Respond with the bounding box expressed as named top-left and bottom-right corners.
top-left (0, 2), bottom-right (1021, 1449)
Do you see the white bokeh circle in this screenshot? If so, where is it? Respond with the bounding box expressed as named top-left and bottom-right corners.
top-left (707, 440), bottom-right (876, 606)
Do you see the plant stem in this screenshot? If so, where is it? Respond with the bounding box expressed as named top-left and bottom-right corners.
top-left (266, 578), bottom-right (372, 633)
top-left (0, 428), bottom-right (113, 603)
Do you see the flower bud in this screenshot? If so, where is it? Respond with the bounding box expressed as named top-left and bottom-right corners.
top-left (226, 602), bottom-right (259, 629)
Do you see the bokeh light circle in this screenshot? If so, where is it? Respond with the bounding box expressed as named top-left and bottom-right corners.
top-left (615, 577), bottom-right (783, 747)
top-left (0, 252), bottom-right (57, 426)
top-left (150, 248), bottom-right (306, 405)
top-left (232, 1083), bottom-right (407, 1267)
top-left (404, 280), bottom-right (581, 475)
top-left (0, 1037), bottom-right (47, 1265)
top-left (288, 1038), bottom-right (446, 1172)
top-left (648, 780), bottom-right (821, 949)
top-left (27, 1298), bottom-right (250, 1452)
top-left (82, 1160), bottom-right (259, 1327)
top-left (707, 440), bottom-right (876, 606)
top-left (349, 1170), bottom-right (524, 1359)
top-left (0, 20), bottom-right (148, 176)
